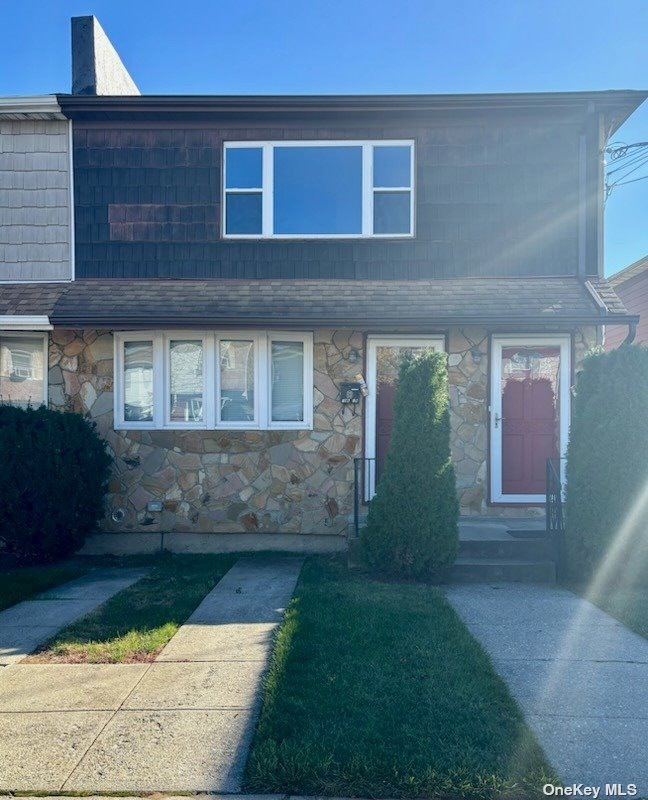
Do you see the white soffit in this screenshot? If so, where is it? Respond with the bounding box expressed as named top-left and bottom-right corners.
top-left (0, 95), bottom-right (65, 120)
top-left (0, 316), bottom-right (53, 331)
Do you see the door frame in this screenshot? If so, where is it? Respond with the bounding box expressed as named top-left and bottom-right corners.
top-left (364, 335), bottom-right (445, 499)
top-left (489, 334), bottom-right (570, 504)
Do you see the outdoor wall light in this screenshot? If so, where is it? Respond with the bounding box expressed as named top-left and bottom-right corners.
top-left (471, 347), bottom-right (482, 364)
top-left (348, 348), bottom-right (360, 363)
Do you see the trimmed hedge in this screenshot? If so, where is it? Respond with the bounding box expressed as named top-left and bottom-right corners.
top-left (362, 350), bottom-right (458, 577)
top-left (565, 345), bottom-right (648, 580)
top-left (0, 405), bottom-right (112, 563)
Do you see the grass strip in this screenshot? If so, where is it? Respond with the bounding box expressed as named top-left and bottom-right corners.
top-left (246, 556), bottom-right (555, 799)
top-left (27, 552), bottom-right (236, 663)
top-left (0, 559), bottom-right (89, 612)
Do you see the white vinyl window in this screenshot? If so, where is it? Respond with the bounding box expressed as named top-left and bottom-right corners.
top-left (114, 331), bottom-right (313, 430)
top-left (223, 140), bottom-right (415, 238)
top-left (0, 333), bottom-right (48, 408)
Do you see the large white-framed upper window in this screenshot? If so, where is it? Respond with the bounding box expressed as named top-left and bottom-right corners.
top-left (114, 331), bottom-right (313, 431)
top-left (223, 140), bottom-right (415, 239)
top-left (0, 332), bottom-right (48, 408)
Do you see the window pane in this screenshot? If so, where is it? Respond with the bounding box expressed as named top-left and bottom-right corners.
top-left (124, 341), bottom-right (153, 422)
top-left (220, 340), bottom-right (255, 422)
top-left (169, 340), bottom-right (203, 423)
top-left (0, 336), bottom-right (44, 407)
top-left (271, 340), bottom-right (304, 422)
top-left (274, 146), bottom-right (362, 234)
top-left (373, 146), bottom-right (411, 187)
top-left (225, 147), bottom-right (262, 188)
top-left (226, 192), bottom-right (262, 234)
top-left (373, 191), bottom-right (411, 234)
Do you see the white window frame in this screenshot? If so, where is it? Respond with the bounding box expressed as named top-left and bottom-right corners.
top-left (164, 332), bottom-right (213, 429)
top-left (0, 331), bottom-right (48, 407)
top-left (114, 331), bottom-right (313, 431)
top-left (489, 334), bottom-right (571, 504)
top-left (216, 332), bottom-right (263, 429)
top-left (267, 332), bottom-right (314, 430)
top-left (115, 331), bottom-right (160, 430)
top-left (223, 140), bottom-right (415, 239)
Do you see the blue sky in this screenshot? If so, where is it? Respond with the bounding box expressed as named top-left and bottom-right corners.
top-left (2, 0), bottom-right (646, 273)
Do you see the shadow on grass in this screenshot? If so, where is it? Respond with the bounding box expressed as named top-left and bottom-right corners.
top-left (245, 555), bottom-right (556, 799)
top-left (27, 552), bottom-right (238, 663)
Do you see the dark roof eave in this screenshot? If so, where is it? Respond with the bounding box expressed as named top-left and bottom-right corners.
top-left (56, 90), bottom-right (647, 130)
top-left (50, 313), bottom-right (639, 329)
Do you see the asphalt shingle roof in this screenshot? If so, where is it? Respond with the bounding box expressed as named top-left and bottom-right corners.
top-left (0, 277), bottom-right (631, 328)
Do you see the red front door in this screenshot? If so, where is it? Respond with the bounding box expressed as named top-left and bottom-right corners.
top-left (500, 346), bottom-right (561, 495)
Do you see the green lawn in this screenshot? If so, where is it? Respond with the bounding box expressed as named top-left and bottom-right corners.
top-left (28, 553), bottom-right (236, 663)
top-left (0, 559), bottom-right (89, 612)
top-left (245, 557), bottom-right (554, 799)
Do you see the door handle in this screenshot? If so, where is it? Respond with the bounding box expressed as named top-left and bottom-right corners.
top-left (494, 413), bottom-right (506, 428)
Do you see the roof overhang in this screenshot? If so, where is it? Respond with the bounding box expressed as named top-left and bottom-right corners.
top-left (0, 315), bottom-right (53, 331)
top-left (56, 90), bottom-right (647, 131)
top-left (0, 95), bottom-right (65, 120)
top-left (49, 313), bottom-right (639, 331)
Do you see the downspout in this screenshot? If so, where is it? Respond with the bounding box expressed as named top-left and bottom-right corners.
top-left (623, 322), bottom-right (637, 345)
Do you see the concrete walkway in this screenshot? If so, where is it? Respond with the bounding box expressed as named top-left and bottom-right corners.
top-left (0, 556), bottom-right (303, 793)
top-left (0, 568), bottom-right (148, 666)
top-left (446, 583), bottom-right (648, 794)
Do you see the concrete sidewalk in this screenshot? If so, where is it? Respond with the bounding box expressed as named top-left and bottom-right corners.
top-left (0, 568), bottom-right (148, 666)
top-left (446, 583), bottom-right (648, 794)
top-left (0, 556), bottom-right (303, 793)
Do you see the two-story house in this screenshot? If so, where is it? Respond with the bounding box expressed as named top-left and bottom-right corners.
top-left (0, 17), bottom-right (644, 552)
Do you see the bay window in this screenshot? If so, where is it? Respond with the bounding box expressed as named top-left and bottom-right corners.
top-left (224, 140), bottom-right (414, 238)
top-left (114, 331), bottom-right (313, 430)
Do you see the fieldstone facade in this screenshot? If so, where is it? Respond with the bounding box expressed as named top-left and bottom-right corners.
top-left (48, 328), bottom-right (363, 535)
top-left (46, 325), bottom-right (599, 534)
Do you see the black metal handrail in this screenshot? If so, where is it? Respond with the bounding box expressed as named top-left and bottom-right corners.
top-left (546, 457), bottom-right (566, 578)
top-left (353, 457), bottom-right (376, 538)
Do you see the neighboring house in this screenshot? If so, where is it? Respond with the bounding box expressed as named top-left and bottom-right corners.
top-left (605, 255), bottom-right (648, 348)
top-left (0, 17), bottom-right (644, 548)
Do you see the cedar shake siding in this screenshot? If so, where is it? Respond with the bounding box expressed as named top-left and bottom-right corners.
top-left (61, 93), bottom-right (636, 282)
top-left (0, 118), bottom-right (73, 282)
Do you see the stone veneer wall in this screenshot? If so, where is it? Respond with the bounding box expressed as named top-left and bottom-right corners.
top-left (47, 325), bottom-right (600, 533)
top-left (48, 328), bottom-right (362, 535)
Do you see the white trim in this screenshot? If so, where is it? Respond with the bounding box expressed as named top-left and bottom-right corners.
top-left (267, 331), bottom-right (314, 430)
top-left (113, 330), bottom-right (314, 431)
top-left (164, 333), bottom-right (209, 429)
top-left (114, 332), bottom-right (158, 430)
top-left (216, 332), bottom-right (263, 429)
top-left (0, 95), bottom-right (64, 118)
top-left (0, 315), bottom-right (52, 331)
top-left (489, 335), bottom-right (571, 504)
top-left (68, 119), bottom-right (76, 282)
top-left (364, 335), bottom-right (445, 498)
top-left (0, 331), bottom-right (48, 407)
top-left (223, 140), bottom-right (415, 239)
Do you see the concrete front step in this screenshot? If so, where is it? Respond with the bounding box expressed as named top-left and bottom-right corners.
top-left (451, 557), bottom-right (556, 584)
top-left (459, 536), bottom-right (554, 561)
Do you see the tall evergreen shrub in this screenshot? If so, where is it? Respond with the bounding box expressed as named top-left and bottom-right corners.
top-left (362, 350), bottom-right (458, 577)
top-left (0, 405), bottom-right (112, 563)
top-left (565, 345), bottom-right (648, 579)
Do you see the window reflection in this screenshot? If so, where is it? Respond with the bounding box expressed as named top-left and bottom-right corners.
top-left (124, 341), bottom-right (153, 422)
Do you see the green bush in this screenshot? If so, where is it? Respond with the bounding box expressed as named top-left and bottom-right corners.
top-left (0, 405), bottom-right (112, 563)
top-left (565, 345), bottom-right (648, 580)
top-left (362, 350), bottom-right (459, 577)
